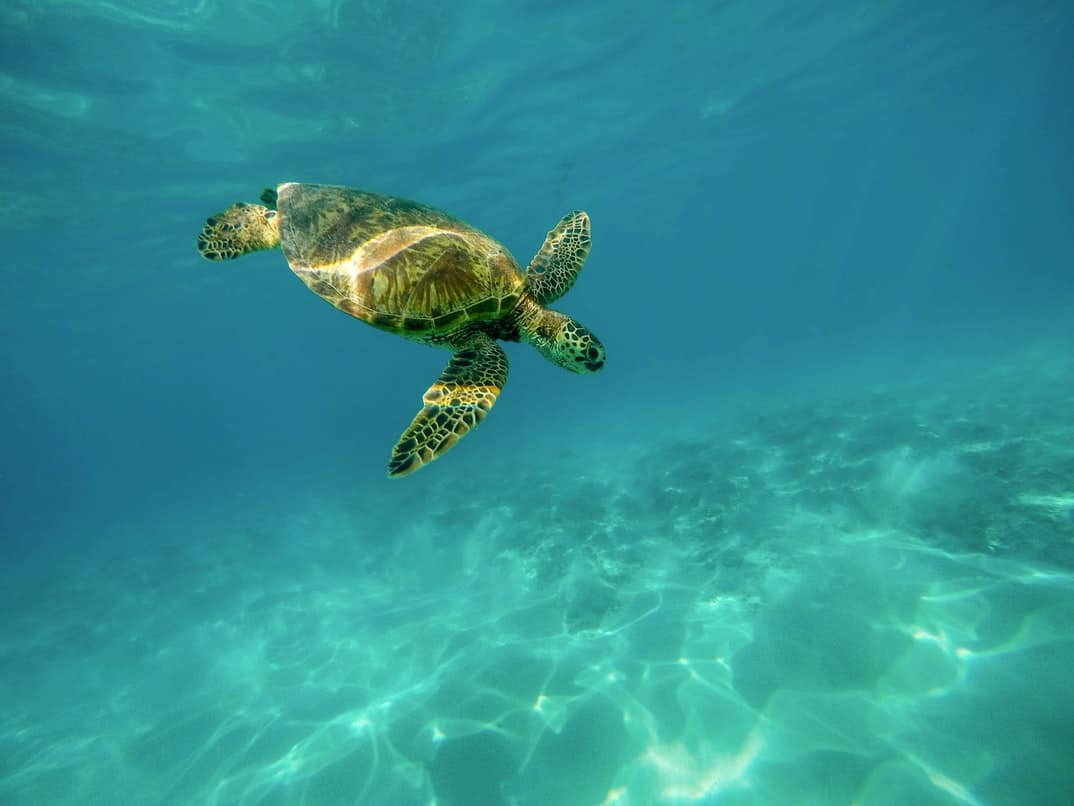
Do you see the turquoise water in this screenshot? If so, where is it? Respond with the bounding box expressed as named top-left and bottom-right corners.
top-left (3, 2), bottom-right (1074, 804)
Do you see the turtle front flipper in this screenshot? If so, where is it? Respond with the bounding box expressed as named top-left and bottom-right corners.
top-left (524, 210), bottom-right (591, 304)
top-left (388, 333), bottom-right (509, 477)
top-left (197, 201), bottom-right (281, 261)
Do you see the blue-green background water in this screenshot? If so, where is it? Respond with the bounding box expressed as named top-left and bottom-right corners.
top-left (3, 2), bottom-right (1074, 804)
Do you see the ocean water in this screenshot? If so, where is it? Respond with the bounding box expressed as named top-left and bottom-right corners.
top-left (2, 1), bottom-right (1074, 804)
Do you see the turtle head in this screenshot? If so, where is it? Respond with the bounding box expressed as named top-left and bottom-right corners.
top-left (521, 304), bottom-right (605, 374)
top-left (197, 202), bottom-right (281, 261)
top-left (555, 318), bottom-right (605, 374)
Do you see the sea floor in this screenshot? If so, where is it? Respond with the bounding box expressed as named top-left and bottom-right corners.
top-left (3, 351), bottom-right (1073, 805)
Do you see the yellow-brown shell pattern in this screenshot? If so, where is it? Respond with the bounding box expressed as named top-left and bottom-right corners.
top-left (278, 183), bottom-right (523, 336)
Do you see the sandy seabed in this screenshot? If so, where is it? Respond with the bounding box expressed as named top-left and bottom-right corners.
top-left (3, 353), bottom-right (1073, 806)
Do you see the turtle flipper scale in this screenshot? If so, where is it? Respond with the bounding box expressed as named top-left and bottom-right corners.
top-left (524, 210), bottom-right (591, 304)
top-left (388, 333), bottom-right (509, 477)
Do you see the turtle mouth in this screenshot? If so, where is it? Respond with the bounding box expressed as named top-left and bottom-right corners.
top-left (584, 359), bottom-right (604, 372)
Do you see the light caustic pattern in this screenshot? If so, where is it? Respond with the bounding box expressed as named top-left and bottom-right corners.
top-left (2, 356), bottom-right (1073, 805)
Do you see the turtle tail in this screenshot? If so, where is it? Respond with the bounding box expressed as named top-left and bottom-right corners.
top-left (197, 202), bottom-right (281, 261)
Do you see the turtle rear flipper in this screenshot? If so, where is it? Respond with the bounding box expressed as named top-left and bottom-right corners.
top-left (388, 333), bottom-right (509, 477)
top-left (197, 202), bottom-right (281, 261)
top-left (524, 210), bottom-right (590, 304)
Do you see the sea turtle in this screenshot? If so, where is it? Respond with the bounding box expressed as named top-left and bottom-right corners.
top-left (197, 182), bottom-right (604, 477)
